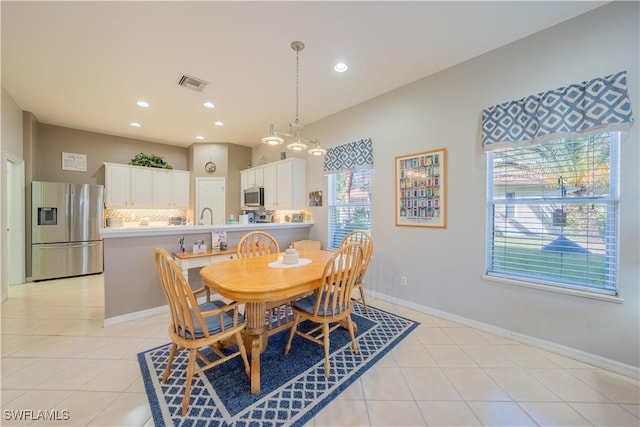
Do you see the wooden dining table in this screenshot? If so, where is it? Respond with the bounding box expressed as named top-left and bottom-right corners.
top-left (199, 249), bottom-right (335, 394)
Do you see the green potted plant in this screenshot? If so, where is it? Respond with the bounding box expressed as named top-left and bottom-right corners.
top-left (129, 153), bottom-right (173, 169)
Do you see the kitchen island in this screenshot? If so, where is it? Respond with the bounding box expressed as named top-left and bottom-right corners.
top-left (102, 222), bottom-right (313, 325)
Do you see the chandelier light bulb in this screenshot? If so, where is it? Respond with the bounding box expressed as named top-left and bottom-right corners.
top-left (262, 136), bottom-right (284, 145)
top-left (287, 141), bottom-right (308, 151)
top-left (308, 144), bottom-right (326, 156)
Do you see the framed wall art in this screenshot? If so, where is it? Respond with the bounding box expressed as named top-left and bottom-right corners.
top-left (395, 148), bottom-right (447, 228)
top-left (309, 190), bottom-right (323, 207)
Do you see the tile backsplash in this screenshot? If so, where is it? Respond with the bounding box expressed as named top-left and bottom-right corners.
top-left (105, 208), bottom-right (189, 225)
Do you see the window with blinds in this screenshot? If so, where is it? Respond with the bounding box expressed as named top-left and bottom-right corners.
top-left (328, 168), bottom-right (372, 249)
top-left (486, 132), bottom-right (619, 294)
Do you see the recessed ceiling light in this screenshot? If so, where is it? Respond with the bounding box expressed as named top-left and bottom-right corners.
top-left (130, 122), bottom-right (141, 127)
top-left (214, 121), bottom-right (224, 126)
top-left (203, 101), bottom-right (215, 109)
top-left (136, 100), bottom-right (150, 108)
top-left (333, 63), bottom-right (348, 73)
top-left (196, 135), bottom-right (204, 140)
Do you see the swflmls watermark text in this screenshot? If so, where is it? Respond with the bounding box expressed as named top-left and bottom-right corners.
top-left (3, 409), bottom-right (70, 421)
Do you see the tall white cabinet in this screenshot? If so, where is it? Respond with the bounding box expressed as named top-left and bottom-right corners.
top-left (104, 163), bottom-right (191, 209)
top-left (240, 158), bottom-right (305, 210)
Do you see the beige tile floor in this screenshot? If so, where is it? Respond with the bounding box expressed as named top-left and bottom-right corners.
top-left (1, 275), bottom-right (639, 426)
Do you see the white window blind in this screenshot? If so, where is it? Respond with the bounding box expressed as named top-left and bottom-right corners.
top-left (328, 168), bottom-right (372, 249)
top-left (486, 132), bottom-right (619, 294)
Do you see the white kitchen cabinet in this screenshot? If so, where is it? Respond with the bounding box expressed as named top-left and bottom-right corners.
top-left (247, 167), bottom-right (264, 188)
top-left (130, 167), bottom-right (154, 207)
top-left (240, 168), bottom-right (264, 207)
top-left (171, 170), bottom-right (191, 208)
top-left (152, 170), bottom-right (172, 207)
top-left (240, 170), bottom-right (251, 207)
top-left (104, 163), bottom-right (191, 209)
top-left (262, 164), bottom-right (277, 209)
top-left (105, 164), bottom-right (131, 208)
top-left (241, 168), bottom-right (264, 189)
top-left (254, 168), bottom-right (264, 187)
top-left (261, 158), bottom-right (305, 210)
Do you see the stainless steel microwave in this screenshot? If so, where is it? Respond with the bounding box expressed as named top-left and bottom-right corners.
top-left (244, 187), bottom-right (264, 207)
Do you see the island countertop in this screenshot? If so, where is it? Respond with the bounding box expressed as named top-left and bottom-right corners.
top-left (101, 221), bottom-right (313, 238)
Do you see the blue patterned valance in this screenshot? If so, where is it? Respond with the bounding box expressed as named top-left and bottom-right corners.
top-left (482, 71), bottom-right (634, 150)
top-left (324, 137), bottom-right (373, 173)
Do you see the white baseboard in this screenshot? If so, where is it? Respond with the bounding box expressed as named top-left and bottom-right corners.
top-left (367, 289), bottom-right (640, 380)
top-left (102, 295), bottom-right (216, 327)
top-left (103, 305), bottom-right (168, 327)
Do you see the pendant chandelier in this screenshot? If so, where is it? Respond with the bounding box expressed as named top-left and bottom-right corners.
top-left (261, 41), bottom-right (326, 156)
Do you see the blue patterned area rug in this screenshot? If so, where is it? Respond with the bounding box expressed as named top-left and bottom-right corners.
top-left (138, 304), bottom-right (419, 427)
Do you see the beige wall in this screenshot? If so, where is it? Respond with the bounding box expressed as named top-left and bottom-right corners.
top-left (296, 2), bottom-right (640, 370)
top-left (35, 124), bottom-right (188, 186)
top-left (189, 142), bottom-right (251, 219)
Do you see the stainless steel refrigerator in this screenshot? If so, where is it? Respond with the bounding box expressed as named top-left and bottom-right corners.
top-left (32, 181), bottom-right (104, 281)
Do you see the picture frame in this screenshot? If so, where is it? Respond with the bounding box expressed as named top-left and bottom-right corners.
top-left (395, 148), bottom-right (447, 228)
top-left (62, 152), bottom-right (87, 172)
top-left (211, 231), bottom-right (227, 250)
top-left (308, 190), bottom-right (322, 207)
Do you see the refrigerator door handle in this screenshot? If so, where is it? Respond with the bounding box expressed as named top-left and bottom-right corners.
top-left (39, 243), bottom-right (98, 249)
top-left (67, 184), bottom-right (73, 242)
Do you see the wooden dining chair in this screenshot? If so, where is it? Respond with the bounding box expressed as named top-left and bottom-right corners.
top-left (236, 231), bottom-right (291, 334)
top-left (237, 231), bottom-right (280, 257)
top-left (154, 248), bottom-right (250, 416)
top-left (340, 230), bottom-right (374, 315)
top-left (284, 242), bottom-right (364, 377)
top-left (291, 239), bottom-right (321, 251)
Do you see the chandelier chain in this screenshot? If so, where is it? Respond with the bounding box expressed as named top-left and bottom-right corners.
top-left (295, 47), bottom-right (300, 124)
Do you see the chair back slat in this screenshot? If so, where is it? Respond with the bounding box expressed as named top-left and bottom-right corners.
top-left (237, 231), bottom-right (280, 258)
top-left (340, 230), bottom-right (373, 282)
top-left (313, 243), bottom-right (363, 317)
top-left (155, 248), bottom-right (210, 340)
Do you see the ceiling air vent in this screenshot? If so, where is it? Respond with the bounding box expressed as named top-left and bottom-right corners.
top-left (177, 74), bottom-right (208, 92)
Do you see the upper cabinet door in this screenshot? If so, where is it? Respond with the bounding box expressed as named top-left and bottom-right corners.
top-left (153, 170), bottom-right (172, 207)
top-left (130, 167), bottom-right (154, 207)
top-left (275, 162), bottom-right (294, 208)
top-left (276, 158), bottom-right (306, 209)
top-left (254, 168), bottom-right (264, 187)
top-left (104, 164), bottom-right (130, 208)
top-left (171, 171), bottom-right (191, 208)
top-left (262, 164), bottom-right (278, 209)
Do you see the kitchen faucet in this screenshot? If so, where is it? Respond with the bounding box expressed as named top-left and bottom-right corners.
top-left (200, 207), bottom-right (213, 225)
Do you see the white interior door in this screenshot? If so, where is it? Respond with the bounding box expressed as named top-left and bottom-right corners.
top-left (6, 157), bottom-right (25, 285)
top-left (196, 177), bottom-right (225, 225)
